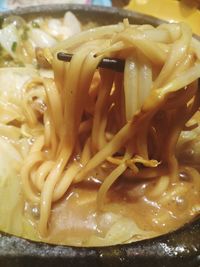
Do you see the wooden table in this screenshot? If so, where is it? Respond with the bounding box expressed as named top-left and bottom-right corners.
top-left (112, 0), bottom-right (130, 7)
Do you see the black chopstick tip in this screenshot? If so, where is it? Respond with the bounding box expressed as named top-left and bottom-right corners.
top-left (57, 52), bottom-right (125, 72)
top-left (57, 52), bottom-right (72, 62)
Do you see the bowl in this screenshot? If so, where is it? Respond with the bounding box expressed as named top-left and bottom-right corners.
top-left (0, 4), bottom-right (199, 267)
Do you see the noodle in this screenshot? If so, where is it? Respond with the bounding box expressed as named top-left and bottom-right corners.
top-left (20, 20), bottom-right (200, 237)
top-left (0, 14), bottom-right (200, 246)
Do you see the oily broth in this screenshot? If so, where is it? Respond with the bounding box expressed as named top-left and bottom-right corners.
top-left (24, 168), bottom-right (200, 246)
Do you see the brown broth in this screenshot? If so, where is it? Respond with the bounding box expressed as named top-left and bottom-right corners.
top-left (33, 169), bottom-right (200, 246)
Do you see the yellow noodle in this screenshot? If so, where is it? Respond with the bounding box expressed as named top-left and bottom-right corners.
top-left (81, 137), bottom-right (92, 165)
top-left (124, 55), bottom-right (139, 121)
top-left (153, 23), bottom-right (192, 88)
top-left (148, 175), bottom-right (169, 198)
top-left (97, 163), bottom-right (127, 210)
top-left (16, 20), bottom-right (200, 238)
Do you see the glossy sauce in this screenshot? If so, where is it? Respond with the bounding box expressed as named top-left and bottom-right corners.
top-left (24, 168), bottom-right (200, 246)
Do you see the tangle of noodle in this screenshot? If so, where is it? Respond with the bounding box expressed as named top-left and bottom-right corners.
top-left (20, 19), bottom-right (200, 237)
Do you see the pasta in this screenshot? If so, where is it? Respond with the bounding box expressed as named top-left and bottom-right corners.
top-left (0, 12), bottom-right (200, 247)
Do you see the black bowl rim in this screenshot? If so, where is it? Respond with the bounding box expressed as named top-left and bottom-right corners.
top-left (0, 3), bottom-right (165, 25)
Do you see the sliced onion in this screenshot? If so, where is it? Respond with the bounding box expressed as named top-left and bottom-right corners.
top-left (0, 24), bottom-right (19, 57)
top-left (29, 28), bottom-right (57, 48)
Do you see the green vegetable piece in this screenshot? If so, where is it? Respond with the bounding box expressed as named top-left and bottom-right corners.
top-left (31, 21), bottom-right (40, 28)
top-left (11, 41), bottom-right (17, 52)
top-left (21, 26), bottom-right (29, 41)
top-left (0, 17), bottom-right (4, 29)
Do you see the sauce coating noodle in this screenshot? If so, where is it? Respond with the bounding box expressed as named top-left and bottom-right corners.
top-left (0, 13), bottom-right (200, 246)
